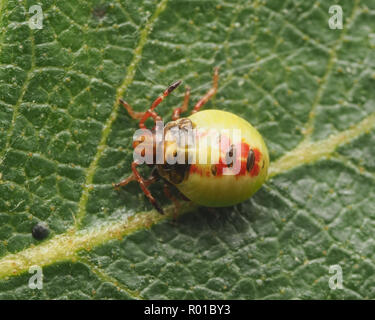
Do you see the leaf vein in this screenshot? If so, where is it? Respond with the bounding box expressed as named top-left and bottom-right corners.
top-left (74, 0), bottom-right (169, 227)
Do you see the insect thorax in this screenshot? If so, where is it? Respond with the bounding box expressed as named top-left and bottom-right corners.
top-left (156, 118), bottom-right (193, 184)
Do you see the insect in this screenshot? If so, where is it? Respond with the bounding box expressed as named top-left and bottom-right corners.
top-left (115, 68), bottom-right (269, 214)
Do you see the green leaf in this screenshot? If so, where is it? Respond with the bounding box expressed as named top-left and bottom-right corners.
top-left (0, 0), bottom-right (375, 299)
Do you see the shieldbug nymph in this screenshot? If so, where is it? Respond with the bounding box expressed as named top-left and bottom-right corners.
top-left (114, 68), bottom-right (269, 214)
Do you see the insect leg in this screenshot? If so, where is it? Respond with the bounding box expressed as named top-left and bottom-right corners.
top-left (119, 99), bottom-right (145, 119)
top-left (177, 189), bottom-right (190, 202)
top-left (132, 162), bottom-right (164, 214)
top-left (114, 163), bottom-right (164, 214)
top-left (144, 166), bottom-right (160, 187)
top-left (139, 80), bottom-right (182, 129)
top-left (191, 67), bottom-right (219, 114)
top-left (163, 183), bottom-right (181, 220)
top-left (113, 172), bottom-right (137, 189)
top-left (172, 86), bottom-right (191, 120)
top-left (120, 99), bottom-right (163, 130)
top-left (113, 169), bottom-right (158, 189)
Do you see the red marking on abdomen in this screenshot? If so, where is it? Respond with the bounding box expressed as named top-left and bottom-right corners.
top-left (250, 148), bottom-right (262, 177)
top-left (190, 164), bottom-right (201, 175)
top-left (188, 141), bottom-right (263, 178)
top-left (190, 164), bottom-right (209, 177)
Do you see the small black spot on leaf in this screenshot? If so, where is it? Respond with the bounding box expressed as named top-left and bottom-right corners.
top-left (32, 223), bottom-right (50, 240)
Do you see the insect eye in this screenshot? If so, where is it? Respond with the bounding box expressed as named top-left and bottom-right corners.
top-left (246, 149), bottom-right (255, 172)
